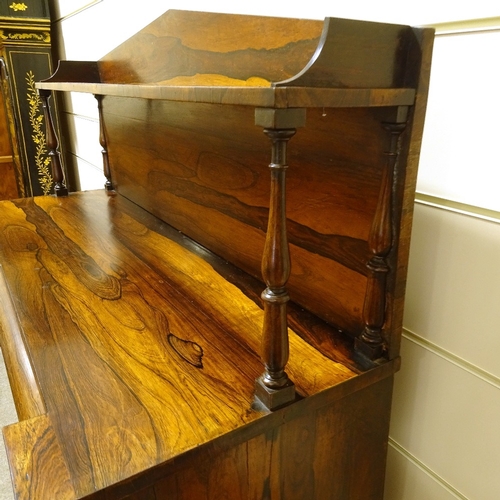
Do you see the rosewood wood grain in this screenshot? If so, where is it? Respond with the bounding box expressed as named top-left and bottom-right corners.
top-left (0, 86), bottom-right (20, 200)
top-left (0, 191), bottom-right (361, 498)
top-left (95, 375), bottom-right (395, 500)
top-left (357, 111), bottom-right (407, 359)
top-left (36, 81), bottom-right (417, 108)
top-left (95, 94), bottom-right (113, 191)
top-left (3, 415), bottom-right (76, 500)
top-left (39, 89), bottom-right (68, 196)
top-left (254, 108), bottom-right (307, 409)
top-left (383, 28), bottom-right (435, 360)
top-left (102, 98), bottom-right (377, 336)
top-left (112, 188), bottom-right (365, 374)
top-left (0, 10), bottom-right (434, 498)
top-left (34, 9), bottom-right (432, 349)
top-left (97, 10), bottom-right (322, 87)
top-left (0, 268), bottom-right (46, 420)
top-left (37, 10), bottom-right (421, 111)
top-left (276, 17), bottom-right (416, 88)
top-left (38, 11), bottom-right (421, 102)
top-left (255, 129), bottom-right (295, 409)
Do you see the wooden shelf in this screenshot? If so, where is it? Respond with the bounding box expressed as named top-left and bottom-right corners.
top-left (36, 80), bottom-right (416, 108)
top-left (36, 10), bottom-right (420, 109)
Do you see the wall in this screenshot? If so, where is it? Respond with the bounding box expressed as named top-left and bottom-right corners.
top-left (51, 2), bottom-right (500, 498)
top-left (385, 19), bottom-right (500, 499)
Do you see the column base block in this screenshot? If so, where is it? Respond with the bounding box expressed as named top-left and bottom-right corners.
top-left (354, 336), bottom-right (384, 360)
top-left (255, 375), bottom-right (295, 411)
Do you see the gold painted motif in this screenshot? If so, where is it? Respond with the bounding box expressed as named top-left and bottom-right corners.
top-left (9, 3), bottom-right (28, 12)
top-left (0, 30), bottom-right (50, 43)
top-left (26, 70), bottom-right (52, 195)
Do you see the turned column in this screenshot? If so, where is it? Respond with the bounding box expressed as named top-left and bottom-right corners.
top-left (356, 107), bottom-right (408, 360)
top-left (39, 89), bottom-right (68, 196)
top-left (95, 95), bottom-right (114, 191)
top-left (254, 108), bottom-right (305, 410)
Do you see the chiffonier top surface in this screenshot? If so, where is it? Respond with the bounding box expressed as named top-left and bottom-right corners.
top-left (36, 9), bottom-right (421, 108)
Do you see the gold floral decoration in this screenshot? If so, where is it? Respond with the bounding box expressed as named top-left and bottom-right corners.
top-left (0, 31), bottom-right (50, 43)
top-left (9, 3), bottom-right (28, 12)
top-left (26, 71), bottom-right (53, 195)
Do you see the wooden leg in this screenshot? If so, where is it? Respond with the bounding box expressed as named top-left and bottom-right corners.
top-left (39, 89), bottom-right (68, 197)
top-left (95, 95), bottom-right (114, 191)
top-left (253, 108), bottom-right (305, 409)
top-left (356, 115), bottom-right (407, 360)
top-left (255, 128), bottom-right (296, 410)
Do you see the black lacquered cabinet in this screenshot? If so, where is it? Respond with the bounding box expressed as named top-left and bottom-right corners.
top-left (0, 0), bottom-right (64, 198)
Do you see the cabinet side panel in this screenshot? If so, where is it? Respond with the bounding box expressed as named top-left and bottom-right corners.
top-left (148, 376), bottom-right (394, 500)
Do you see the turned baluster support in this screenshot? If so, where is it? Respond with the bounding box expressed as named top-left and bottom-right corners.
top-left (95, 95), bottom-right (114, 191)
top-left (254, 108), bottom-right (305, 410)
top-left (39, 89), bottom-right (68, 196)
top-left (356, 107), bottom-right (408, 360)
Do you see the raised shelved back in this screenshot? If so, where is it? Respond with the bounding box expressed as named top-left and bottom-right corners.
top-left (38, 10), bottom-right (434, 358)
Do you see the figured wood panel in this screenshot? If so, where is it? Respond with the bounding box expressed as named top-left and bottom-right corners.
top-left (104, 98), bottom-right (390, 335)
top-left (384, 27), bottom-right (434, 359)
top-left (0, 267), bottom-right (46, 420)
top-left (36, 14), bottom-right (433, 360)
top-left (0, 162), bottom-right (19, 200)
top-left (145, 376), bottom-right (394, 500)
top-left (278, 18), bottom-right (418, 88)
top-left (0, 90), bottom-right (19, 200)
top-left (98, 10), bottom-right (323, 86)
top-left (0, 191), bottom-right (359, 498)
top-left (3, 415), bottom-right (75, 500)
top-left (95, 10), bottom-right (421, 92)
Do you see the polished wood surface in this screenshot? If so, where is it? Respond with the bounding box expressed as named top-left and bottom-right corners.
top-left (38, 10), bottom-right (420, 109)
top-left (98, 10), bottom-right (322, 86)
top-left (357, 114), bottom-right (408, 359)
top-left (35, 82), bottom-right (417, 108)
top-left (109, 375), bottom-right (395, 500)
top-left (95, 94), bottom-right (113, 191)
top-left (3, 415), bottom-right (75, 500)
top-left (1, 10), bottom-right (434, 498)
top-left (102, 99), bottom-right (404, 346)
top-left (0, 268), bottom-right (46, 420)
top-left (0, 83), bottom-right (19, 200)
top-left (35, 9), bottom-right (434, 358)
top-left (0, 191), bottom-right (365, 498)
top-left (256, 123), bottom-right (299, 409)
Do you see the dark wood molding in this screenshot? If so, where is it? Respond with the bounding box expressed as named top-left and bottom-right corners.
top-left (95, 94), bottom-right (113, 191)
top-left (39, 89), bottom-right (67, 196)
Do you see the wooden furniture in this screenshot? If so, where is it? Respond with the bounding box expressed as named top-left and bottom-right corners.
top-left (0, 83), bottom-right (18, 199)
top-left (0, 0), bottom-right (66, 198)
top-left (0, 10), bottom-right (434, 499)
